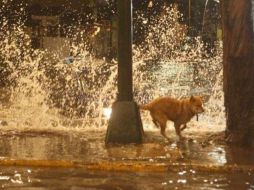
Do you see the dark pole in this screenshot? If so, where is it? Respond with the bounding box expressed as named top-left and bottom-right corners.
top-left (117, 0), bottom-right (133, 101)
top-left (222, 0), bottom-right (254, 146)
top-left (105, 0), bottom-right (143, 144)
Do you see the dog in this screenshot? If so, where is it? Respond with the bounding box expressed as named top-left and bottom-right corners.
top-left (140, 96), bottom-right (204, 140)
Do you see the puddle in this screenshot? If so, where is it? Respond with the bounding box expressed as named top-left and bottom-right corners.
top-left (0, 166), bottom-right (253, 190)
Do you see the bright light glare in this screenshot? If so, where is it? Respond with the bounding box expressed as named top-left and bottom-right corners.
top-left (103, 108), bottom-right (112, 119)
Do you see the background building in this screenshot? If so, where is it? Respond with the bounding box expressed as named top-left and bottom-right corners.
top-left (1, 0), bottom-right (220, 59)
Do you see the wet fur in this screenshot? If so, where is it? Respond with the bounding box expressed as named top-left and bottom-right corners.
top-left (140, 96), bottom-right (204, 140)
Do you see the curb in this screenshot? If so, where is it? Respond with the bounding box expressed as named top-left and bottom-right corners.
top-left (0, 159), bottom-right (253, 173)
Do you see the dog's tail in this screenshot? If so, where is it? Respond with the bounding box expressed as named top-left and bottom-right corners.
top-left (139, 103), bottom-right (152, 111)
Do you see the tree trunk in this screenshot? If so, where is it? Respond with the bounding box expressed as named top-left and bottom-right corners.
top-left (222, 0), bottom-right (254, 146)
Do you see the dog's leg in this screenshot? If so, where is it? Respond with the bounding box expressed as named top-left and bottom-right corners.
top-left (180, 124), bottom-right (187, 131)
top-left (151, 112), bottom-right (170, 140)
top-left (160, 126), bottom-right (170, 140)
top-left (174, 123), bottom-right (185, 140)
top-left (157, 116), bottom-right (170, 140)
top-left (150, 113), bottom-right (160, 128)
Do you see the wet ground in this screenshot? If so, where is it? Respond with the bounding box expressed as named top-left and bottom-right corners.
top-left (1, 166), bottom-right (253, 190)
top-left (0, 128), bottom-right (253, 189)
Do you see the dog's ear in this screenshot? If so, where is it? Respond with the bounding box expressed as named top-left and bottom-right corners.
top-left (199, 95), bottom-right (205, 102)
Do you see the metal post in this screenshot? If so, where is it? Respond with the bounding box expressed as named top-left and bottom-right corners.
top-left (189, 0), bottom-right (191, 28)
top-left (117, 0), bottom-right (133, 101)
top-left (252, 0), bottom-right (254, 32)
top-left (105, 0), bottom-right (143, 144)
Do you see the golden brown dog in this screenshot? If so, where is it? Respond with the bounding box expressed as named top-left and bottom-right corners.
top-left (140, 96), bottom-right (204, 140)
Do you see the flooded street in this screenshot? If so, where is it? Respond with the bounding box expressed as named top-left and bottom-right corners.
top-left (0, 130), bottom-right (253, 189)
top-left (1, 0), bottom-right (254, 189)
top-left (1, 166), bottom-right (253, 190)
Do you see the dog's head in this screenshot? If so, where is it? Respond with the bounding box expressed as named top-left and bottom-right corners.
top-left (189, 96), bottom-right (205, 114)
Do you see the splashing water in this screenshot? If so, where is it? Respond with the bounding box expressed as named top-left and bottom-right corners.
top-left (132, 5), bottom-right (224, 131)
top-left (0, 3), bottom-right (224, 133)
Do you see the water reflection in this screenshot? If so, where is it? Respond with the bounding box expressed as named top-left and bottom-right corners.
top-left (0, 131), bottom-right (106, 162)
top-left (0, 131), bottom-right (252, 189)
top-left (0, 167), bottom-right (253, 190)
top-left (0, 131), bottom-right (253, 167)
top-left (208, 147), bottom-right (227, 165)
top-left (225, 146), bottom-right (254, 165)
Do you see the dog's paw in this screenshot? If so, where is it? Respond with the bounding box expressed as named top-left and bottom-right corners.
top-left (177, 136), bottom-right (187, 142)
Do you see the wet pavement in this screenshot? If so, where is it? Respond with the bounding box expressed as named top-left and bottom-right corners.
top-left (1, 166), bottom-right (253, 190)
top-left (0, 129), bottom-right (253, 189)
top-left (0, 129), bottom-right (252, 166)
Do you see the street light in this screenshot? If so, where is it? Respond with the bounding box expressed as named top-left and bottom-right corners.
top-left (105, 0), bottom-right (143, 144)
